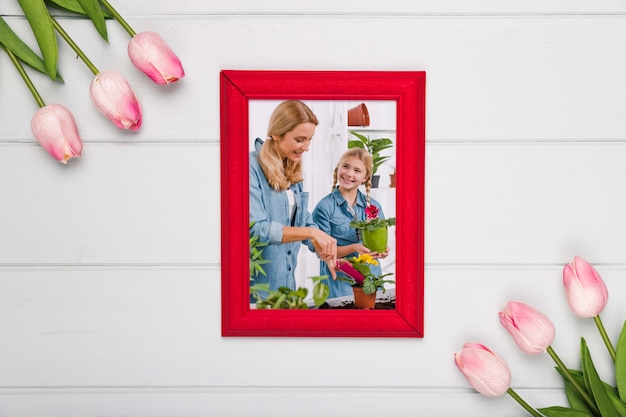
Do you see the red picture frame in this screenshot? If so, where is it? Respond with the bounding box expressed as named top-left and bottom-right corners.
top-left (220, 70), bottom-right (425, 337)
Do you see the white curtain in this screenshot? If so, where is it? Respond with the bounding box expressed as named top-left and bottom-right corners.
top-left (297, 101), bottom-right (349, 291)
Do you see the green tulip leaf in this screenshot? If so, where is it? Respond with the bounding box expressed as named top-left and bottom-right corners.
top-left (538, 406), bottom-right (593, 417)
top-left (45, 0), bottom-right (85, 13)
top-left (606, 389), bottom-right (626, 417)
top-left (556, 369), bottom-right (594, 415)
top-left (0, 16), bottom-right (49, 76)
top-left (560, 368), bottom-right (618, 394)
top-left (17, 0), bottom-right (58, 80)
top-left (556, 366), bottom-right (623, 416)
top-left (45, 0), bottom-right (112, 17)
top-left (581, 338), bottom-right (620, 417)
top-left (616, 321), bottom-right (626, 399)
top-left (76, 0), bottom-right (108, 41)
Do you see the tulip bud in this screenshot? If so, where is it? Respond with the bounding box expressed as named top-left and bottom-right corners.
top-left (89, 70), bottom-right (142, 131)
top-left (563, 256), bottom-right (608, 318)
top-left (127, 31), bottom-right (185, 85)
top-left (454, 343), bottom-right (511, 397)
top-left (31, 104), bottom-right (83, 164)
top-left (499, 301), bottom-right (555, 354)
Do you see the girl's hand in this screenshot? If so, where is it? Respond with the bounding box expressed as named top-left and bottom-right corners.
top-left (352, 243), bottom-right (373, 255)
top-left (370, 247), bottom-right (391, 259)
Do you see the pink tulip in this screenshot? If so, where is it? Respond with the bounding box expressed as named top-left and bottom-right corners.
top-left (89, 70), bottom-right (142, 131)
top-left (454, 343), bottom-right (511, 397)
top-left (127, 31), bottom-right (185, 85)
top-left (499, 301), bottom-right (555, 354)
top-left (31, 104), bottom-right (83, 164)
top-left (563, 256), bottom-right (608, 318)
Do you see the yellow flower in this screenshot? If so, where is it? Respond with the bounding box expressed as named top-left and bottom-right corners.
top-left (355, 253), bottom-right (379, 266)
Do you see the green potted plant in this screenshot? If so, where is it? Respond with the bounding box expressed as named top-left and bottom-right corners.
top-left (249, 222), bottom-right (269, 280)
top-left (250, 276), bottom-right (330, 309)
top-left (350, 205), bottom-right (396, 253)
top-left (249, 224), bottom-right (331, 309)
top-left (348, 131), bottom-right (393, 187)
top-left (336, 254), bottom-right (394, 309)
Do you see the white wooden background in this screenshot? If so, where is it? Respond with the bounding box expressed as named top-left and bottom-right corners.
top-left (2, 1), bottom-right (626, 416)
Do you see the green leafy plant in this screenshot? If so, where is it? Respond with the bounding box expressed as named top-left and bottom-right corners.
top-left (249, 222), bottom-right (269, 279)
top-left (350, 204), bottom-right (396, 231)
top-left (336, 254), bottom-right (394, 295)
top-left (348, 131), bottom-right (393, 175)
top-left (250, 276), bottom-right (330, 309)
top-left (362, 274), bottom-right (395, 295)
top-left (248, 226), bottom-right (330, 308)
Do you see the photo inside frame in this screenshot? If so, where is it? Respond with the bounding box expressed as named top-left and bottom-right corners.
top-left (248, 99), bottom-right (397, 306)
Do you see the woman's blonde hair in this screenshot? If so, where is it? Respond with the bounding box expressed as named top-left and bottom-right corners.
top-left (331, 148), bottom-right (373, 205)
top-left (258, 100), bottom-right (318, 191)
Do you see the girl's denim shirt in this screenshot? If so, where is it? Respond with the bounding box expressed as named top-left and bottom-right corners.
top-left (312, 187), bottom-right (384, 298)
top-left (249, 139), bottom-right (318, 293)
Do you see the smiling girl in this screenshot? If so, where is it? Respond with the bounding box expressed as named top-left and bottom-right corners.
top-left (312, 148), bottom-right (389, 299)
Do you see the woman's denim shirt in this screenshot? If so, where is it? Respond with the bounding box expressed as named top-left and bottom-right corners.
top-left (312, 187), bottom-right (384, 298)
top-left (249, 139), bottom-right (318, 293)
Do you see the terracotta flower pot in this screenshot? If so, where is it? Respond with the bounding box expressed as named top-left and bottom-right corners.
top-left (348, 103), bottom-right (370, 126)
top-left (362, 227), bottom-right (388, 253)
top-left (353, 286), bottom-right (376, 309)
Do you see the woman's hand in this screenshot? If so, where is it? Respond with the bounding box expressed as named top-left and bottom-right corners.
top-left (311, 229), bottom-right (337, 278)
top-left (280, 226), bottom-right (338, 278)
top-left (311, 229), bottom-right (336, 257)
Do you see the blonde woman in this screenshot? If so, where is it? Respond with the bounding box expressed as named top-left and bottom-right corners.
top-left (249, 100), bottom-right (336, 295)
top-left (312, 148), bottom-right (388, 298)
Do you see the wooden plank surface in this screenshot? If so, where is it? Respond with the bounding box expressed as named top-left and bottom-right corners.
top-left (2, 142), bottom-right (626, 264)
top-left (4, 1), bottom-right (626, 15)
top-left (0, 267), bottom-right (621, 387)
top-left (1, 1), bottom-right (625, 415)
top-left (2, 16), bottom-right (626, 142)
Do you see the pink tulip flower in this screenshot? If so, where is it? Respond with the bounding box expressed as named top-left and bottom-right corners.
top-left (454, 343), bottom-right (511, 397)
top-left (563, 256), bottom-right (609, 318)
top-left (89, 70), bottom-right (142, 131)
top-left (499, 301), bottom-right (555, 354)
top-left (31, 104), bottom-right (83, 164)
top-left (127, 31), bottom-right (185, 85)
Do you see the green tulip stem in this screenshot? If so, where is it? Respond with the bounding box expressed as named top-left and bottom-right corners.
top-left (2, 45), bottom-right (45, 108)
top-left (506, 388), bottom-right (544, 417)
top-left (594, 314), bottom-right (616, 362)
top-left (546, 346), bottom-right (599, 415)
top-left (50, 17), bottom-right (100, 76)
top-left (98, 0), bottom-right (136, 37)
